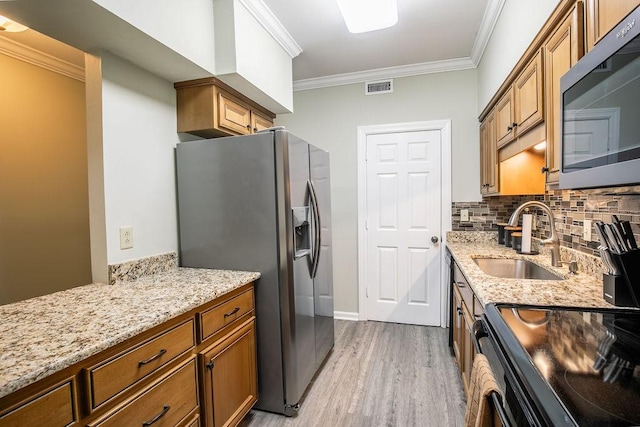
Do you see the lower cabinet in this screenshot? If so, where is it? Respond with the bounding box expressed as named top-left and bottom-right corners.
top-left (449, 257), bottom-right (483, 396)
top-left (199, 318), bottom-right (257, 427)
top-left (0, 283), bottom-right (257, 427)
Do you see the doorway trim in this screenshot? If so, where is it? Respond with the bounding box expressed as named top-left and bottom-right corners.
top-left (356, 120), bottom-right (452, 327)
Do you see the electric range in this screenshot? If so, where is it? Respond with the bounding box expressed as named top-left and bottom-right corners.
top-left (476, 304), bottom-right (640, 426)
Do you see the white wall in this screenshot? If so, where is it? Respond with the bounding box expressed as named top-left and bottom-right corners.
top-left (91, 0), bottom-right (216, 72)
top-left (87, 51), bottom-right (181, 279)
top-left (477, 0), bottom-right (561, 113)
top-left (213, 0), bottom-right (294, 112)
top-left (275, 70), bottom-right (479, 313)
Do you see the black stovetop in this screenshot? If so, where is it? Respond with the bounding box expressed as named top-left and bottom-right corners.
top-left (491, 304), bottom-right (640, 426)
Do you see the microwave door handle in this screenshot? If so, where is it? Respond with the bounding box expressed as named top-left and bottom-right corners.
top-left (308, 180), bottom-right (321, 279)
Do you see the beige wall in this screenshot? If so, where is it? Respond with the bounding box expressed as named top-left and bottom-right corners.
top-left (275, 70), bottom-right (479, 314)
top-left (0, 52), bottom-right (91, 305)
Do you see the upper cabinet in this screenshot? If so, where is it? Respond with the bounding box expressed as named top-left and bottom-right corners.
top-left (495, 50), bottom-right (544, 149)
top-left (480, 112), bottom-right (499, 195)
top-left (478, 0), bottom-right (640, 196)
top-left (513, 50), bottom-right (544, 138)
top-left (543, 2), bottom-right (584, 185)
top-left (585, 0), bottom-right (640, 51)
top-left (175, 78), bottom-right (275, 139)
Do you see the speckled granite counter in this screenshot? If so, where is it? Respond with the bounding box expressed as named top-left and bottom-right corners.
top-left (446, 231), bottom-right (615, 309)
top-left (0, 267), bottom-right (260, 399)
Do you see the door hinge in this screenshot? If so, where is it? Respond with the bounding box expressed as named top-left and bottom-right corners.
top-left (366, 287), bottom-right (368, 298)
top-left (365, 219), bottom-right (368, 230)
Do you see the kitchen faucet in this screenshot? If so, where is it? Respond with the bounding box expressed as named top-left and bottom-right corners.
top-left (508, 201), bottom-right (563, 267)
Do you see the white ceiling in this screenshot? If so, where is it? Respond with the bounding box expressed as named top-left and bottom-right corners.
top-left (263, 0), bottom-right (500, 87)
top-left (0, 0), bottom-right (502, 92)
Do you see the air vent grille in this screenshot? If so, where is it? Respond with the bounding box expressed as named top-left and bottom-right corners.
top-left (365, 79), bottom-right (393, 95)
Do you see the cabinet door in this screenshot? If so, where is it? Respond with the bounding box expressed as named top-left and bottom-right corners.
top-left (514, 50), bottom-right (544, 137)
top-left (495, 88), bottom-right (514, 148)
top-left (544, 3), bottom-right (584, 185)
top-left (218, 93), bottom-right (252, 136)
top-left (479, 112), bottom-right (498, 195)
top-left (200, 318), bottom-right (257, 427)
top-left (586, 0), bottom-right (640, 51)
top-left (250, 111), bottom-right (273, 134)
top-left (451, 285), bottom-right (463, 365)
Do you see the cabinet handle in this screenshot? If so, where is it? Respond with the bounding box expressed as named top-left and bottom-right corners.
top-left (207, 360), bottom-right (214, 370)
top-left (138, 348), bottom-right (167, 367)
top-left (541, 166), bottom-right (549, 173)
top-left (507, 126), bottom-right (512, 131)
top-left (512, 122), bottom-right (518, 127)
top-left (224, 307), bottom-right (240, 317)
top-left (246, 124), bottom-right (251, 130)
top-left (253, 127), bottom-right (258, 133)
top-left (142, 405), bottom-right (170, 426)
top-left (457, 307), bottom-right (463, 315)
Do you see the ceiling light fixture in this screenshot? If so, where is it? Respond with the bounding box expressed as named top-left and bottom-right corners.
top-left (336, 0), bottom-right (398, 34)
top-left (0, 15), bottom-right (29, 33)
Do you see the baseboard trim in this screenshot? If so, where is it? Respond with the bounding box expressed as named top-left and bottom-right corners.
top-left (334, 311), bottom-right (359, 321)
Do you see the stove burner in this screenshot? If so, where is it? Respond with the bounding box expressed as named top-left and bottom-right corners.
top-left (563, 369), bottom-right (640, 425)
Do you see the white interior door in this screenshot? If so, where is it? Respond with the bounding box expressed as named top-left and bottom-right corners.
top-left (364, 129), bottom-right (442, 326)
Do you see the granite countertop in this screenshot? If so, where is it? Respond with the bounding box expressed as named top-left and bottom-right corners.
top-left (446, 232), bottom-right (614, 309)
top-left (0, 267), bottom-right (260, 399)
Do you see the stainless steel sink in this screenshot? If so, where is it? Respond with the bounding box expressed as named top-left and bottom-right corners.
top-left (473, 257), bottom-right (564, 281)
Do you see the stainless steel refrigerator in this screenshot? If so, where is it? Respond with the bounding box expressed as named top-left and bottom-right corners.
top-left (176, 128), bottom-right (334, 416)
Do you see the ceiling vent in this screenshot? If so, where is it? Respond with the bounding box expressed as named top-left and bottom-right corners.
top-left (365, 79), bottom-right (393, 95)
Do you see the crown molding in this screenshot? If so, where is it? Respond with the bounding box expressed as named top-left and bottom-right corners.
top-left (0, 35), bottom-right (84, 81)
top-left (470, 0), bottom-right (506, 65)
top-left (293, 57), bottom-right (476, 91)
top-left (239, 0), bottom-right (303, 59)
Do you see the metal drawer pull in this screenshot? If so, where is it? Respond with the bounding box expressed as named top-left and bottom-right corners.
top-left (224, 307), bottom-right (240, 317)
top-left (138, 348), bottom-right (167, 367)
top-left (142, 405), bottom-right (170, 426)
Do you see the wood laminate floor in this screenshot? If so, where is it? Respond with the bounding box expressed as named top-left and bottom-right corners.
top-left (240, 320), bottom-right (466, 427)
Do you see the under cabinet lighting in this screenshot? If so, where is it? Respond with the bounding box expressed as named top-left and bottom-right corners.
top-left (533, 141), bottom-right (547, 151)
top-left (0, 15), bottom-right (28, 32)
top-left (336, 0), bottom-right (398, 34)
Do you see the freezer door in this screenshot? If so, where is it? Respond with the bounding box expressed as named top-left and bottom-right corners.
top-left (310, 145), bottom-right (335, 368)
top-left (281, 132), bottom-right (317, 408)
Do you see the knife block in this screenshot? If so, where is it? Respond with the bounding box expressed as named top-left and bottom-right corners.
top-left (606, 249), bottom-right (640, 307)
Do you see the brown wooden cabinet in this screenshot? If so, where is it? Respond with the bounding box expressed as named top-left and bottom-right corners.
top-left (494, 50), bottom-right (544, 150)
top-left (199, 318), bottom-right (257, 427)
top-left (494, 88), bottom-right (515, 148)
top-left (513, 50), bottom-right (544, 138)
top-left (174, 78), bottom-right (275, 139)
top-left (543, 2), bottom-right (584, 186)
top-left (479, 112), bottom-right (499, 195)
top-left (0, 283), bottom-right (257, 427)
top-left (450, 258), bottom-right (483, 396)
top-left (586, 0), bottom-right (640, 51)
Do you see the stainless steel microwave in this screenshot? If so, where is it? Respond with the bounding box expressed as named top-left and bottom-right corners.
top-left (559, 5), bottom-right (640, 189)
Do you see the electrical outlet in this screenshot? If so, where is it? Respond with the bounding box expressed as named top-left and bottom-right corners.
top-left (583, 220), bottom-right (592, 241)
top-left (120, 226), bottom-right (133, 249)
top-left (460, 209), bottom-right (469, 222)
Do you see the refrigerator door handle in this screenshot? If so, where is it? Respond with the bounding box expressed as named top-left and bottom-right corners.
top-left (308, 180), bottom-right (322, 278)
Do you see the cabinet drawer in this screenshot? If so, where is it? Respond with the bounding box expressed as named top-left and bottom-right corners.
top-left (0, 379), bottom-right (77, 427)
top-left (89, 358), bottom-right (198, 427)
top-left (86, 319), bottom-right (195, 409)
top-left (452, 263), bottom-right (474, 310)
top-left (199, 289), bottom-right (254, 342)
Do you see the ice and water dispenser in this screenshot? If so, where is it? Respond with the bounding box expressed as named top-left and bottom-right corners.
top-left (292, 207), bottom-right (311, 259)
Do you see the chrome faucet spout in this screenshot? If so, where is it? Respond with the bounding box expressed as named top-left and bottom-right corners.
top-left (508, 201), bottom-right (562, 267)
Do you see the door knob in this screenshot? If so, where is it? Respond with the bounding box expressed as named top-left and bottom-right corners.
top-left (431, 236), bottom-right (439, 244)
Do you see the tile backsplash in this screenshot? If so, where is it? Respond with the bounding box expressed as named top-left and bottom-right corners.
top-left (452, 190), bottom-right (640, 257)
